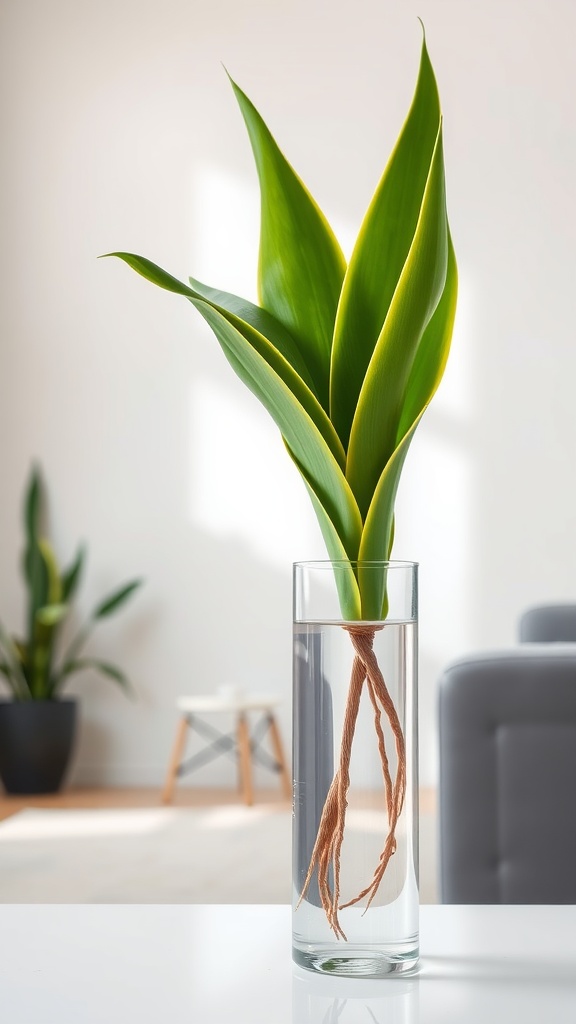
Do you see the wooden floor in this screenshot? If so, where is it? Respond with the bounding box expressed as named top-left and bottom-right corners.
top-left (0, 786), bottom-right (436, 822)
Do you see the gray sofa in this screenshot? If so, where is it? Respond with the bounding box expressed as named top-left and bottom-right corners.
top-left (438, 645), bottom-right (576, 903)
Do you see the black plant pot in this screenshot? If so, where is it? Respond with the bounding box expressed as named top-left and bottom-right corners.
top-left (0, 699), bottom-right (77, 794)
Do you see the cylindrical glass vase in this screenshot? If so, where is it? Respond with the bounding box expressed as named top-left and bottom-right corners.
top-left (292, 560), bottom-right (419, 978)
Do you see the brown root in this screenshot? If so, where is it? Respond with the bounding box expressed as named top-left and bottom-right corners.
top-left (297, 623), bottom-right (407, 938)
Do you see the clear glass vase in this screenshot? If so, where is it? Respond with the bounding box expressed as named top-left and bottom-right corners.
top-left (292, 560), bottom-right (419, 977)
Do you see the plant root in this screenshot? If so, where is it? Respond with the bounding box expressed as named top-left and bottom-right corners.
top-left (297, 624), bottom-right (407, 939)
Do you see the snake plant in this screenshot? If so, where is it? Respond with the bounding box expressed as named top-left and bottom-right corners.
top-left (107, 31), bottom-right (457, 622)
top-left (108, 27), bottom-right (457, 936)
top-left (0, 466), bottom-right (142, 701)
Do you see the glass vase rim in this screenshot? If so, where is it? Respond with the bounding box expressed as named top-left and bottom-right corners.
top-left (293, 559), bottom-right (419, 570)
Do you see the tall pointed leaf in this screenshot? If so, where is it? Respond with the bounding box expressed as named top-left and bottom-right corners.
top-left (397, 233), bottom-right (458, 439)
top-left (110, 252), bottom-right (315, 392)
top-left (188, 275), bottom-right (316, 393)
top-left (0, 619), bottom-right (29, 699)
top-left (61, 545), bottom-right (86, 602)
top-left (23, 465), bottom-right (42, 561)
top-left (22, 467), bottom-right (49, 650)
top-left (191, 298), bottom-right (362, 558)
top-left (230, 77), bottom-right (346, 409)
top-left (284, 442), bottom-right (362, 620)
top-left (329, 36), bottom-right (441, 446)
top-left (346, 124), bottom-right (448, 518)
top-left (38, 539), bottom-right (62, 606)
top-left (357, 416), bottom-right (424, 618)
top-left (31, 539), bottom-right (64, 695)
top-left (55, 658), bottom-right (131, 691)
top-left (109, 253), bottom-right (345, 468)
top-left (92, 580), bottom-right (142, 619)
top-left (354, 237), bottom-right (458, 618)
top-left (300, 490), bottom-right (362, 620)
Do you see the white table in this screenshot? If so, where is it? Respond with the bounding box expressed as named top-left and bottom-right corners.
top-left (1, 904), bottom-right (575, 1022)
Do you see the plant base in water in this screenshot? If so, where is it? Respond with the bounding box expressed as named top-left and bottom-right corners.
top-left (292, 561), bottom-right (419, 977)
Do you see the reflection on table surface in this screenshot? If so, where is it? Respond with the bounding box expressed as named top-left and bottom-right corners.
top-left (293, 904), bottom-right (576, 1024)
top-left (1, 904), bottom-right (576, 1023)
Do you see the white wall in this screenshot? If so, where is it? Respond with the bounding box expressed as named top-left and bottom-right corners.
top-left (1, 0), bottom-right (575, 787)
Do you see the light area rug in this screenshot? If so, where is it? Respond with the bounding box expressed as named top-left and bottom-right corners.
top-left (0, 806), bottom-right (438, 904)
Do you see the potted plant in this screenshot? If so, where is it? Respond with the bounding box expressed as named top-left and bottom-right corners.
top-left (107, 26), bottom-right (457, 975)
top-left (0, 466), bottom-right (143, 794)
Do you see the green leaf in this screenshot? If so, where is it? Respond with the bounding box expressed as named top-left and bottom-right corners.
top-left (188, 275), bottom-right (317, 393)
top-left (27, 549), bottom-right (48, 638)
top-left (62, 545), bottom-right (86, 602)
top-left (352, 238), bottom-right (458, 620)
top-left (22, 467), bottom-right (50, 651)
top-left (92, 579), bottom-right (142, 619)
top-left (23, 465), bottom-right (43, 557)
top-left (30, 644), bottom-right (50, 699)
top-left (346, 122), bottom-right (449, 518)
top-left (108, 253), bottom-right (345, 469)
top-left (397, 232), bottom-right (458, 440)
top-left (13, 638), bottom-right (27, 661)
top-left (106, 251), bottom-right (316, 392)
top-left (330, 34), bottom-right (441, 447)
top-left (35, 603), bottom-right (69, 627)
top-left (109, 39), bottom-right (457, 626)
top-left (55, 658), bottom-right (132, 695)
top-left (24, 542), bottom-right (48, 617)
top-left (0, 619), bottom-right (30, 699)
top-left (37, 538), bottom-right (62, 606)
top-left (229, 76), bottom-right (346, 409)
top-left (284, 442), bottom-right (362, 621)
top-left (357, 416), bottom-right (424, 618)
top-left (0, 661), bottom-right (13, 683)
top-left (31, 544), bottom-right (64, 697)
top-left (191, 298), bottom-right (362, 557)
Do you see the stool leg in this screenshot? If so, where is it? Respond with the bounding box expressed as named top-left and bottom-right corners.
top-left (162, 716), bottom-right (189, 804)
top-left (236, 712), bottom-right (253, 806)
top-left (268, 713), bottom-right (291, 801)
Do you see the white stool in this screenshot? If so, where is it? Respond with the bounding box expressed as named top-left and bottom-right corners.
top-left (162, 693), bottom-right (291, 806)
